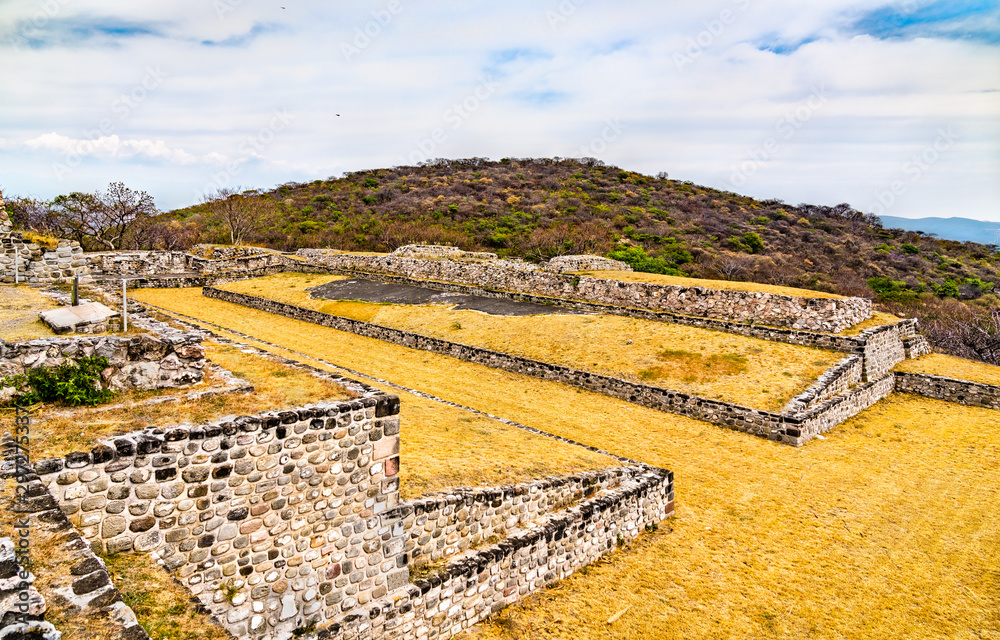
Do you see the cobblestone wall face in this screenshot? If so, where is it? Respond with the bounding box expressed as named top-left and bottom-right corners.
top-left (895, 372), bottom-right (1000, 409)
top-left (295, 251), bottom-right (872, 331)
top-left (398, 466), bottom-right (648, 568)
top-left (34, 395), bottom-right (404, 640)
top-left (314, 467), bottom-right (673, 640)
top-left (859, 323), bottom-right (908, 380)
top-left (1, 237), bottom-right (88, 285)
top-left (782, 355), bottom-right (864, 413)
top-left (0, 334), bottom-right (206, 392)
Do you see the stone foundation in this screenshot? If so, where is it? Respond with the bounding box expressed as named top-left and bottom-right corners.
top-left (0, 334), bottom-right (207, 393)
top-left (295, 250), bottom-right (872, 331)
top-left (894, 372), bottom-right (1000, 409)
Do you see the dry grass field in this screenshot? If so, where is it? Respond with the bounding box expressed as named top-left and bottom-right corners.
top-left (896, 352), bottom-right (1000, 386)
top-left (0, 285), bottom-right (59, 340)
top-left (133, 286), bottom-right (999, 640)
top-left (218, 274), bottom-right (836, 411)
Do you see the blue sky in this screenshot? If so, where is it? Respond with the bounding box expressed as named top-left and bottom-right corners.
top-left (0, 0), bottom-right (998, 221)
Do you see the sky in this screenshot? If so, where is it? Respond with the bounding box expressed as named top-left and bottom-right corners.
top-left (0, 0), bottom-right (998, 220)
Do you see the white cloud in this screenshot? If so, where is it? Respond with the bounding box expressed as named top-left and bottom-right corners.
top-left (0, 0), bottom-right (996, 219)
top-left (23, 133), bottom-right (198, 164)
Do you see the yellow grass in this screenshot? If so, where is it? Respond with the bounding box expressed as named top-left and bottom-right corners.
top-left (103, 553), bottom-right (229, 640)
top-left (575, 270), bottom-right (844, 299)
top-left (839, 311), bottom-right (901, 336)
top-left (896, 352), bottom-right (1000, 386)
top-left (132, 287), bottom-right (999, 640)
top-left (21, 341), bottom-right (352, 459)
top-left (134, 290), bottom-right (615, 498)
top-left (0, 285), bottom-right (59, 340)
top-left (218, 275), bottom-right (836, 411)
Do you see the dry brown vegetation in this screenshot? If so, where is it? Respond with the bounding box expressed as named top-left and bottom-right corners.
top-left (130, 286), bottom-right (1000, 640)
top-left (217, 274), bottom-right (834, 410)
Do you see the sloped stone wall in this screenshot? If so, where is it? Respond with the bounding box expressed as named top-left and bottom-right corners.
top-left (315, 467), bottom-right (673, 640)
top-left (859, 323), bottom-right (908, 381)
top-left (0, 334), bottom-right (206, 392)
top-left (34, 394), bottom-right (403, 640)
top-left (400, 466), bottom-right (655, 569)
top-left (1, 435), bottom-right (149, 640)
top-left (295, 250), bottom-right (872, 331)
top-left (782, 355), bottom-right (864, 413)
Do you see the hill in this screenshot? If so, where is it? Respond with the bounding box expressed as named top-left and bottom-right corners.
top-left (879, 215), bottom-right (1000, 244)
top-left (169, 158), bottom-right (1000, 305)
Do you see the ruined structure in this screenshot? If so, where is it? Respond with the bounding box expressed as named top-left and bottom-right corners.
top-left (0, 193), bottom-right (88, 285)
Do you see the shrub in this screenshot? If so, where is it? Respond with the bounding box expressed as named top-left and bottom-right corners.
top-left (1, 356), bottom-right (115, 407)
top-left (606, 246), bottom-right (685, 276)
top-left (741, 232), bottom-right (765, 254)
top-left (867, 277), bottom-right (923, 303)
top-left (901, 243), bottom-right (920, 255)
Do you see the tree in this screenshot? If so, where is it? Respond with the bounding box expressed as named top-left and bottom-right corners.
top-left (51, 182), bottom-right (158, 250)
top-left (203, 187), bottom-right (277, 245)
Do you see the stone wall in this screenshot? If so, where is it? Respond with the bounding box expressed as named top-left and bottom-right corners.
top-left (295, 250), bottom-right (872, 331)
top-left (782, 355), bottom-right (863, 414)
top-left (293, 266), bottom-right (867, 353)
top-left (1, 237), bottom-right (88, 285)
top-left (34, 395), bottom-right (403, 640)
top-left (400, 466), bottom-right (653, 569)
top-left (859, 323), bottom-right (908, 381)
top-left (389, 245), bottom-right (498, 261)
top-left (542, 255), bottom-right (631, 273)
top-left (0, 334), bottom-right (207, 393)
top-left (894, 372), bottom-right (1000, 409)
top-left (1, 435), bottom-right (149, 640)
top-left (204, 285), bottom-right (795, 439)
top-left (315, 466), bottom-right (673, 640)
top-left (85, 251), bottom-right (191, 277)
top-left (786, 374), bottom-right (897, 445)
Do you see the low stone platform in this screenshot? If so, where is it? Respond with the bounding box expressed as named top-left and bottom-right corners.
top-left (38, 302), bottom-right (119, 334)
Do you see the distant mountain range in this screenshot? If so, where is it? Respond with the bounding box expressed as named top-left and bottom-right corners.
top-left (879, 216), bottom-right (1000, 245)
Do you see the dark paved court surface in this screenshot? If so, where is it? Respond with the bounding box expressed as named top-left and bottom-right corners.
top-left (307, 279), bottom-right (582, 317)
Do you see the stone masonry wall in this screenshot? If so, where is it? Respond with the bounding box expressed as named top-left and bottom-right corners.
top-left (315, 466), bottom-right (673, 640)
top-left (1, 435), bottom-right (149, 640)
top-left (894, 372), bottom-right (1000, 410)
top-left (859, 322), bottom-right (908, 381)
top-left (1, 237), bottom-right (88, 285)
top-left (0, 334), bottom-right (207, 393)
top-left (292, 265), bottom-right (866, 353)
top-left (542, 255), bottom-right (632, 273)
top-left (34, 394), bottom-right (404, 640)
top-left (789, 374), bottom-right (897, 444)
top-left (204, 285), bottom-right (796, 441)
top-left (401, 466), bottom-right (649, 569)
top-left (86, 251), bottom-right (191, 276)
top-left (782, 355), bottom-right (864, 414)
top-left (295, 251), bottom-right (872, 332)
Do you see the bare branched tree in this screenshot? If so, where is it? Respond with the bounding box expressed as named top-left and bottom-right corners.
top-left (203, 187), bottom-right (276, 245)
top-left (51, 182), bottom-right (157, 250)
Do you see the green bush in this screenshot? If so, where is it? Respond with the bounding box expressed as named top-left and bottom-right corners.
top-left (901, 244), bottom-right (920, 255)
top-left (1, 356), bottom-right (115, 407)
top-left (741, 232), bottom-right (765, 254)
top-left (606, 246), bottom-right (685, 276)
top-left (867, 277), bottom-right (923, 303)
